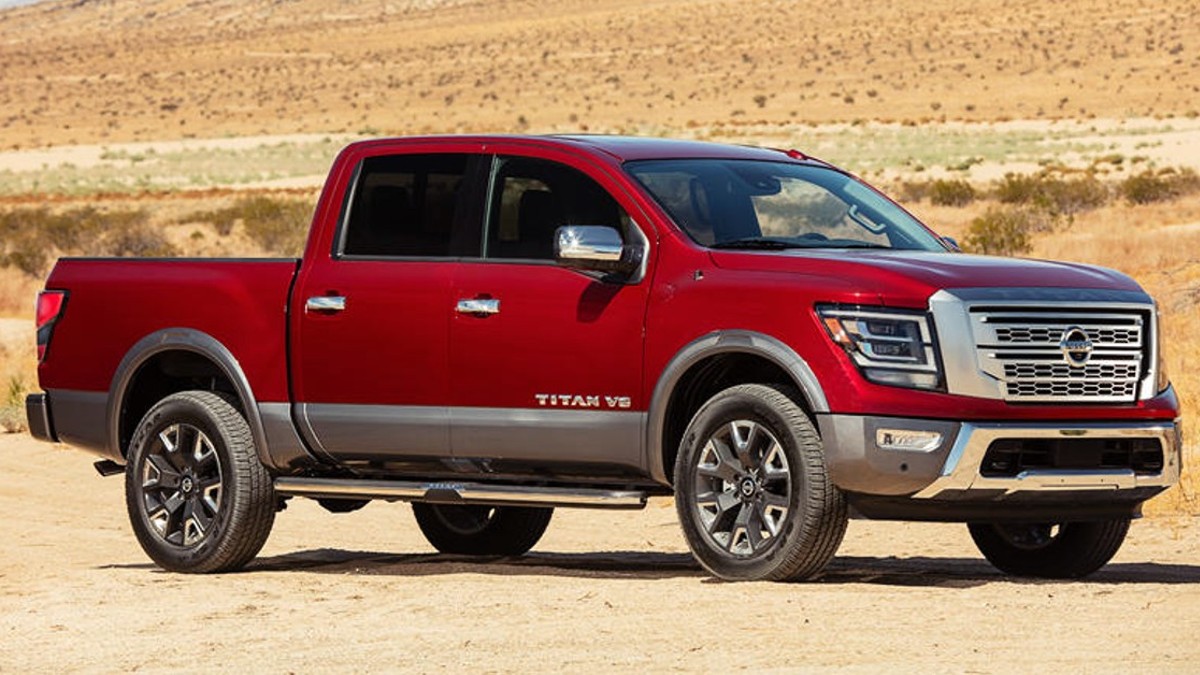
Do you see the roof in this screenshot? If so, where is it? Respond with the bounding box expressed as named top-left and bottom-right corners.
top-left (547, 135), bottom-right (799, 162)
top-left (346, 134), bottom-right (807, 164)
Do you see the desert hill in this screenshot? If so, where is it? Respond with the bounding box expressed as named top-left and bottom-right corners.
top-left (1, 0), bottom-right (1197, 149)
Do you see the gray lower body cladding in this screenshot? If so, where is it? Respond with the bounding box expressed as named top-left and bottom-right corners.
top-left (298, 403), bottom-right (646, 471)
top-left (36, 389), bottom-right (108, 456)
top-left (818, 413), bottom-right (1180, 521)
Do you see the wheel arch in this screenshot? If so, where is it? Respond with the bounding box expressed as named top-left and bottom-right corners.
top-left (107, 328), bottom-right (275, 470)
top-left (646, 330), bottom-right (829, 486)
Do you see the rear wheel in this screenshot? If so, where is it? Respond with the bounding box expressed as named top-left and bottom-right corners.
top-left (412, 503), bottom-right (552, 556)
top-left (968, 519), bottom-right (1130, 578)
top-left (674, 383), bottom-right (848, 581)
top-left (125, 391), bottom-right (276, 573)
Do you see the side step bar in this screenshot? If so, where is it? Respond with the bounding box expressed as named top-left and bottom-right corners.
top-left (274, 477), bottom-right (648, 510)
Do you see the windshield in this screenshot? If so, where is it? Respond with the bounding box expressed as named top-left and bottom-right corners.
top-left (625, 159), bottom-right (946, 251)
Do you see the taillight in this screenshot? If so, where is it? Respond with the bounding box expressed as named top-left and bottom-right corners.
top-left (35, 290), bottom-right (67, 362)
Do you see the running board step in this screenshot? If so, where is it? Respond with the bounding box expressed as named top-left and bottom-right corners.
top-left (274, 477), bottom-right (648, 510)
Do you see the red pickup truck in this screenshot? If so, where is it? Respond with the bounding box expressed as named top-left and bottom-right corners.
top-left (27, 135), bottom-right (1180, 581)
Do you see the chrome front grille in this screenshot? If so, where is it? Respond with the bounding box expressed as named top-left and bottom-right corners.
top-left (970, 309), bottom-right (1148, 403)
top-left (994, 326), bottom-right (1140, 345)
top-left (1001, 362), bottom-right (1141, 380)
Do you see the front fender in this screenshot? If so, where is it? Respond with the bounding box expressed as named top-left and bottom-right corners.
top-left (644, 330), bottom-right (829, 485)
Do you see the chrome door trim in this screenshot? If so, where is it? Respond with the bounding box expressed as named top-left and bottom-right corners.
top-left (305, 296), bottom-right (347, 313)
top-left (456, 298), bottom-right (501, 315)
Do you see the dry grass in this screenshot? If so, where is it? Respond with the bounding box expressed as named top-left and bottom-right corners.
top-left (0, 325), bottom-right (35, 433)
top-left (1, 0), bottom-right (1199, 149)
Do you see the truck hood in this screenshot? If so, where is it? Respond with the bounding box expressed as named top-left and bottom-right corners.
top-left (708, 249), bottom-right (1143, 307)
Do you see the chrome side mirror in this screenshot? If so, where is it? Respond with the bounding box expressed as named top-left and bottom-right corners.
top-left (555, 225), bottom-right (641, 276)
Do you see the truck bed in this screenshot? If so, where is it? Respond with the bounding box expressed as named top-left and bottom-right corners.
top-left (38, 257), bottom-right (300, 453)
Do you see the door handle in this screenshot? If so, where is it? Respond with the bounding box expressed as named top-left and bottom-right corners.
top-left (306, 296), bottom-right (346, 313)
top-left (455, 298), bottom-right (500, 315)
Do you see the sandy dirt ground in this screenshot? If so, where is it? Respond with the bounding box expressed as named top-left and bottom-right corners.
top-left (2, 433), bottom-right (1199, 673)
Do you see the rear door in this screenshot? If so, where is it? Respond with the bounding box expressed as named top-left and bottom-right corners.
top-left (449, 147), bottom-right (654, 472)
top-left (291, 147), bottom-right (488, 464)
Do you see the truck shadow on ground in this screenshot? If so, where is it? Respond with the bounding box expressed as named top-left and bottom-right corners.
top-left (219, 549), bottom-right (1200, 587)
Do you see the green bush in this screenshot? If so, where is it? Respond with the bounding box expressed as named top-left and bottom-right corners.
top-left (928, 179), bottom-right (977, 207)
top-left (1119, 168), bottom-right (1200, 204)
top-left (962, 207), bottom-right (1045, 256)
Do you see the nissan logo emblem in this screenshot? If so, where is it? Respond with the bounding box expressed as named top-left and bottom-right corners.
top-left (1059, 326), bottom-right (1094, 367)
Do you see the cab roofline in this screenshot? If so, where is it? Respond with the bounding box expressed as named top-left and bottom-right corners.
top-left (341, 134), bottom-right (825, 165)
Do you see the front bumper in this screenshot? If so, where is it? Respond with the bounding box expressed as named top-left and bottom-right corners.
top-left (25, 393), bottom-right (57, 443)
top-left (818, 414), bottom-right (1181, 521)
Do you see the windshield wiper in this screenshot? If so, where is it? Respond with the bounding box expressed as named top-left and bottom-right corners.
top-left (710, 238), bottom-right (807, 250)
top-left (827, 241), bottom-right (892, 249)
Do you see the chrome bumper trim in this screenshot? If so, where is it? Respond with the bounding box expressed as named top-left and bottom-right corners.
top-left (275, 477), bottom-right (649, 510)
top-left (912, 421), bottom-right (1181, 499)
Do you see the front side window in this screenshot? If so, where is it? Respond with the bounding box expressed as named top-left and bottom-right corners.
top-left (487, 156), bottom-right (630, 260)
top-left (341, 153), bottom-right (479, 257)
top-left (626, 159), bottom-right (945, 251)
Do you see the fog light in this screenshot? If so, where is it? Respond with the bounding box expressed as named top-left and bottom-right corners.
top-left (875, 429), bottom-right (943, 452)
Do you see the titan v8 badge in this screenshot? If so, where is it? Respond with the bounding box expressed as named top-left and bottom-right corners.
top-left (535, 394), bottom-right (632, 409)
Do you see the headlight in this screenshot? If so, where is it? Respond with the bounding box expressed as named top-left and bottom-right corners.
top-left (817, 305), bottom-right (943, 391)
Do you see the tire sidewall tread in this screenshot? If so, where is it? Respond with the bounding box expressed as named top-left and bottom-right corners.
top-left (968, 519), bottom-right (1131, 579)
top-left (412, 504), bottom-right (553, 556)
top-left (125, 390), bottom-right (275, 574)
top-left (674, 383), bottom-right (848, 582)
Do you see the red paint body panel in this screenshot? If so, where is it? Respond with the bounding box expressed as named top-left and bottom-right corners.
top-left (291, 260), bottom-right (452, 405)
top-left (450, 262), bottom-right (648, 409)
top-left (39, 259), bottom-right (296, 402)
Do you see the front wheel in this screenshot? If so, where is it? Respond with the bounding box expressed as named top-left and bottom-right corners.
top-left (968, 519), bottom-right (1130, 578)
top-left (412, 503), bottom-right (552, 556)
top-left (674, 383), bottom-right (848, 582)
top-left (125, 391), bottom-right (276, 573)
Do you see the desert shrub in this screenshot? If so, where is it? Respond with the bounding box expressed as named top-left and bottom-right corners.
top-left (184, 196), bottom-right (310, 256)
top-left (1119, 168), bottom-right (1200, 204)
top-left (928, 179), bottom-right (977, 207)
top-left (2, 233), bottom-right (50, 276)
top-left (0, 375), bottom-right (27, 433)
top-left (895, 180), bottom-right (931, 203)
top-left (101, 220), bottom-right (176, 258)
top-left (993, 169), bottom-right (1108, 216)
top-left (961, 207), bottom-right (1047, 256)
top-left (0, 206), bottom-right (152, 277)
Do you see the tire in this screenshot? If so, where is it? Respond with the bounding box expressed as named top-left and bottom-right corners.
top-left (674, 383), bottom-right (848, 582)
top-left (125, 391), bottom-right (276, 573)
top-left (968, 519), bottom-right (1130, 579)
top-left (412, 503), bottom-right (552, 556)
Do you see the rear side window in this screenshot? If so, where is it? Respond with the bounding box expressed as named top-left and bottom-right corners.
top-left (487, 156), bottom-right (628, 260)
top-left (342, 153), bottom-right (478, 257)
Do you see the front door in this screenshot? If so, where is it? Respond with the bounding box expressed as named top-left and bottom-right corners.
top-left (449, 150), bottom-right (654, 473)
